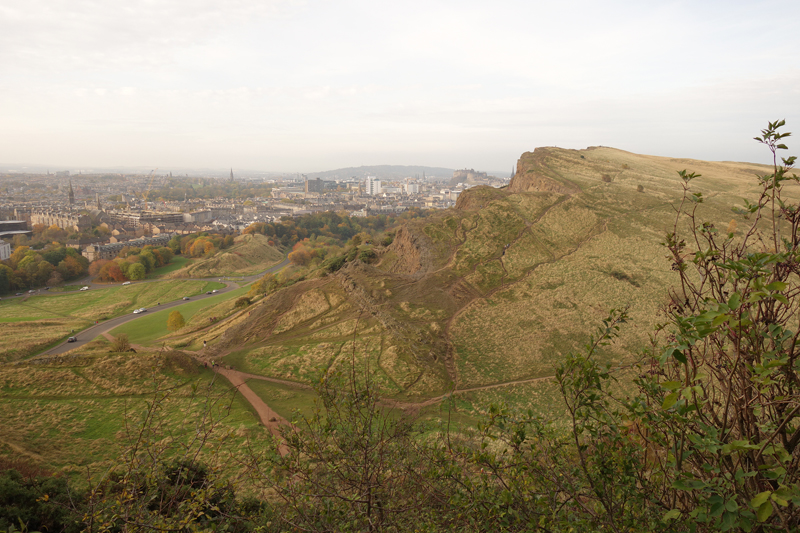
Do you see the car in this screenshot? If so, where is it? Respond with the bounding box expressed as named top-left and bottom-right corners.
top-left (28, 289), bottom-right (35, 293)
top-left (133, 307), bottom-right (147, 314)
top-left (67, 336), bottom-right (77, 343)
top-left (122, 281), bottom-right (131, 286)
top-left (15, 293), bottom-right (22, 296)
top-left (206, 291), bottom-right (213, 295)
top-left (212, 289), bottom-right (219, 293)
top-left (182, 297), bottom-right (190, 300)
top-left (44, 287), bottom-right (49, 290)
top-left (80, 286), bottom-right (89, 291)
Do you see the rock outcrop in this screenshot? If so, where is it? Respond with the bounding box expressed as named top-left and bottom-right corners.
top-left (508, 147), bottom-right (581, 195)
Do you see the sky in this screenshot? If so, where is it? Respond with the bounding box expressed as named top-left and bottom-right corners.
top-left (1, 0), bottom-right (799, 173)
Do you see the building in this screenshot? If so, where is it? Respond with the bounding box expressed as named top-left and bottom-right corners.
top-left (81, 233), bottom-right (174, 262)
top-left (366, 176), bottom-right (382, 196)
top-left (0, 241), bottom-right (10, 261)
top-left (105, 211), bottom-right (184, 228)
top-left (405, 183), bottom-right (420, 194)
top-left (30, 210), bottom-right (91, 231)
top-left (304, 178), bottom-right (325, 194)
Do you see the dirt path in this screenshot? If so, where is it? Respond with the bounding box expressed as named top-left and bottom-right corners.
top-left (213, 365), bottom-right (290, 456)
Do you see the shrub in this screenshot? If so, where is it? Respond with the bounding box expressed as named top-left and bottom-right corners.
top-left (636, 184), bottom-right (644, 192)
top-left (110, 334), bottom-right (131, 352)
top-left (358, 248), bottom-right (377, 263)
top-left (234, 297), bottom-right (251, 309)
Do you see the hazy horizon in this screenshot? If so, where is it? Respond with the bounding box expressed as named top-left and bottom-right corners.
top-left (2, 0), bottom-right (799, 172)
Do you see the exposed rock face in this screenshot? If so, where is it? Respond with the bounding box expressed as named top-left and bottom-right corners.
top-left (508, 147), bottom-right (581, 195)
top-left (385, 226), bottom-right (429, 277)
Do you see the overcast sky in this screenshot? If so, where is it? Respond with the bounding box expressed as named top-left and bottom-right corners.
top-left (1, 0), bottom-right (799, 173)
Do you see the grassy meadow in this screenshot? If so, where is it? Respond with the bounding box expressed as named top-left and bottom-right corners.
top-left (0, 340), bottom-right (274, 482)
top-left (0, 280), bottom-right (224, 362)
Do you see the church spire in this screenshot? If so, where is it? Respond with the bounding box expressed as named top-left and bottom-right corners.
top-left (230, 168), bottom-right (234, 182)
top-left (68, 180), bottom-right (75, 205)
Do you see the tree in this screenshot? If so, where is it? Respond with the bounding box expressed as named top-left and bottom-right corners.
top-left (167, 310), bottom-right (185, 331)
top-left (128, 262), bottom-right (146, 280)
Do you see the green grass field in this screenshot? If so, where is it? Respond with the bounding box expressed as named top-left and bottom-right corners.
top-left (109, 283), bottom-right (242, 345)
top-left (0, 280), bottom-right (224, 362)
top-left (147, 255), bottom-right (194, 278)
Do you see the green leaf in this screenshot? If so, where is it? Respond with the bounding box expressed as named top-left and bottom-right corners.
top-left (751, 491), bottom-right (771, 508)
top-left (757, 501), bottom-right (773, 522)
top-left (663, 509), bottom-right (681, 522)
top-left (766, 281), bottom-right (787, 291)
top-left (662, 392), bottom-right (679, 410)
top-left (727, 292), bottom-right (741, 309)
top-left (662, 380), bottom-right (682, 391)
top-left (672, 348), bottom-right (687, 364)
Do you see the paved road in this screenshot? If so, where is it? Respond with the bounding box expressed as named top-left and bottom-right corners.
top-left (42, 257), bottom-right (289, 356)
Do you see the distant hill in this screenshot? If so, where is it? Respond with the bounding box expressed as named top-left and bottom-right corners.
top-left (307, 165), bottom-right (455, 181)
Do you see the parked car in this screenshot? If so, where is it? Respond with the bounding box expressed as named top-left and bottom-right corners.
top-left (15, 293), bottom-right (22, 296)
top-left (133, 307), bottom-right (147, 314)
top-left (122, 281), bottom-right (131, 286)
top-left (212, 289), bottom-right (219, 293)
top-left (182, 297), bottom-right (190, 300)
top-left (28, 289), bottom-right (35, 293)
top-left (67, 337), bottom-right (77, 343)
top-left (206, 291), bottom-right (212, 295)
top-left (80, 286), bottom-right (89, 291)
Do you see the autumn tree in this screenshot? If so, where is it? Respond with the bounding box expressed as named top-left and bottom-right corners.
top-left (167, 310), bottom-right (185, 331)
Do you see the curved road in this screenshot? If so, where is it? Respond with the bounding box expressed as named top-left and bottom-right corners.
top-left (43, 257), bottom-right (289, 356)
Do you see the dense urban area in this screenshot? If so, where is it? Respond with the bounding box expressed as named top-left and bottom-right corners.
top-left (0, 168), bottom-right (508, 291)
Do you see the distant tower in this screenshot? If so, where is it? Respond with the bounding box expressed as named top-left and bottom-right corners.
top-left (169, 171), bottom-right (173, 178)
top-left (68, 180), bottom-right (75, 205)
top-left (230, 168), bottom-right (235, 182)
top-left (423, 171), bottom-right (426, 181)
top-left (96, 193), bottom-right (101, 210)
top-left (511, 165), bottom-right (515, 179)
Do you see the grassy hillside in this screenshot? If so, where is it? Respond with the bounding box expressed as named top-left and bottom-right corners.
top-left (190, 146), bottom-right (783, 413)
top-left (168, 233), bottom-right (284, 278)
top-left (0, 144), bottom-right (787, 479)
top-left (0, 338), bottom-right (271, 479)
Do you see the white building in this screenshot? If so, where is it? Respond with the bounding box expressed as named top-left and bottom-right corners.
top-left (366, 176), bottom-right (382, 196)
top-left (0, 242), bottom-right (10, 261)
top-left (405, 183), bottom-right (419, 194)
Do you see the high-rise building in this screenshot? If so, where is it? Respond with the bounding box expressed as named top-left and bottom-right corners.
top-left (366, 176), bottom-right (382, 196)
top-left (305, 178), bottom-right (325, 193)
top-left (404, 183), bottom-right (419, 194)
